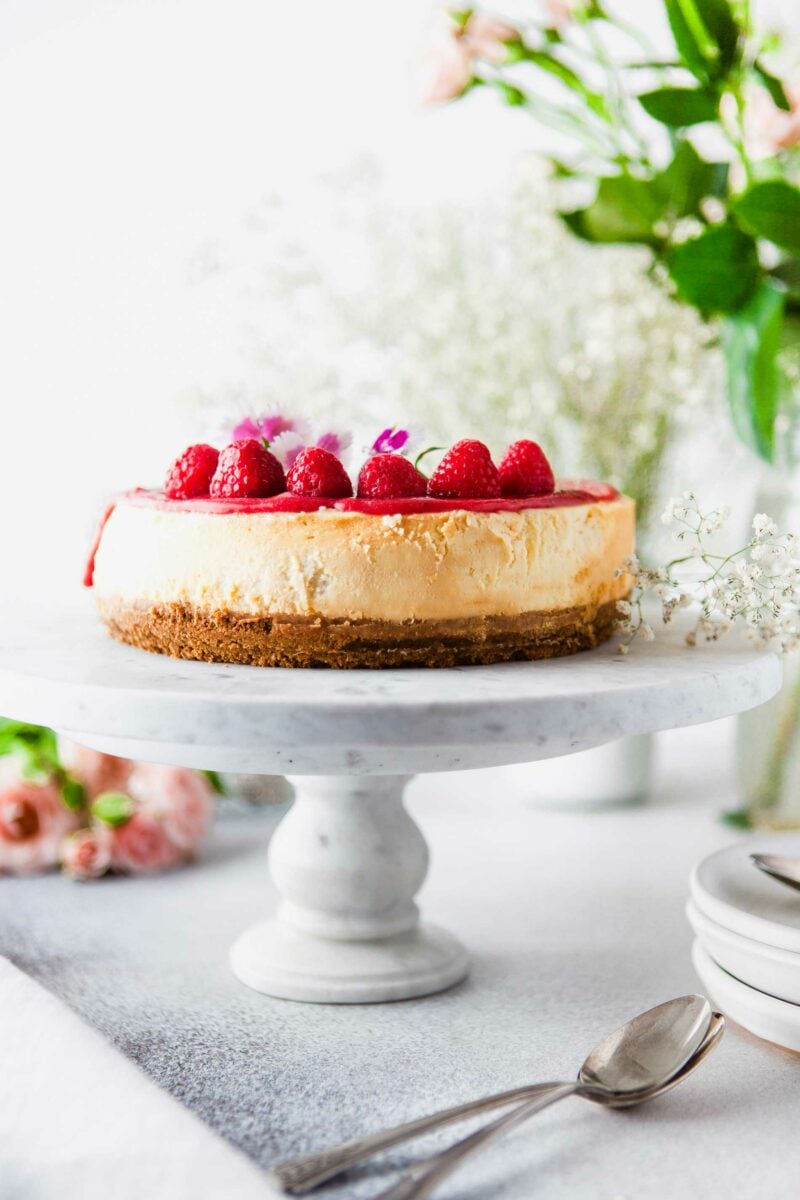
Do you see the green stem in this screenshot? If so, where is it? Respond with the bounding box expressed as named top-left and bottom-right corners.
top-left (749, 666), bottom-right (800, 813)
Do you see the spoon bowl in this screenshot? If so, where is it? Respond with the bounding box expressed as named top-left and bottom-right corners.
top-left (579, 992), bottom-right (713, 1099)
top-left (751, 853), bottom-right (800, 893)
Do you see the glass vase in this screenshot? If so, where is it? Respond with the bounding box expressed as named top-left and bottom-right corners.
top-left (736, 465), bottom-right (800, 829)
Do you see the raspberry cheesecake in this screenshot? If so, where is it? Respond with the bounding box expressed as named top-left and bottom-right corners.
top-left (86, 435), bottom-right (634, 668)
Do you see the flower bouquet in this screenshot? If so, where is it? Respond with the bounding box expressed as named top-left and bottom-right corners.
top-left (0, 720), bottom-right (216, 878)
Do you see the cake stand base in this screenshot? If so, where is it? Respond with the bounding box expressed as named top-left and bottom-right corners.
top-left (227, 773), bottom-right (469, 1003)
top-left (230, 921), bottom-right (468, 1004)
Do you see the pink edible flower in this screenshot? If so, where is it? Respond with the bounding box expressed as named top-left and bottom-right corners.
top-left (0, 775), bottom-right (79, 874)
top-left (232, 413), bottom-right (305, 444)
top-left (271, 427), bottom-right (352, 470)
top-left (61, 826), bottom-right (112, 880)
top-left (316, 430), bottom-right (353, 459)
top-left (109, 810), bottom-right (185, 874)
top-left (129, 764), bottom-right (214, 853)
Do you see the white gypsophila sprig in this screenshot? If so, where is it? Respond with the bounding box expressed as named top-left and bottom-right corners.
top-left (619, 497), bottom-right (800, 655)
top-left (179, 160), bottom-right (724, 525)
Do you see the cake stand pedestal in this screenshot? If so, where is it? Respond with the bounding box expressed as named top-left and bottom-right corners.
top-left (0, 604), bottom-right (781, 1003)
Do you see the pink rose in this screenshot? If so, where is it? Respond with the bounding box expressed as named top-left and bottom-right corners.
top-left (61, 826), bottom-right (112, 880)
top-left (128, 765), bottom-right (214, 853)
top-left (0, 778), bottom-right (78, 874)
top-left (109, 811), bottom-right (184, 874)
top-left (60, 740), bottom-right (133, 800)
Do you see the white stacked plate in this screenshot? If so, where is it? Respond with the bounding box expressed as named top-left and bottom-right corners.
top-left (688, 836), bottom-right (800, 1051)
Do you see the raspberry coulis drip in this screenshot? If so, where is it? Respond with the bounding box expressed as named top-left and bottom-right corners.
top-left (83, 481), bottom-right (619, 587)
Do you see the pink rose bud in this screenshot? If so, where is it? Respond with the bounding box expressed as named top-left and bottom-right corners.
top-left (0, 778), bottom-right (79, 874)
top-left (60, 739), bottom-right (133, 800)
top-left (109, 811), bottom-right (184, 875)
top-left (61, 827), bottom-right (112, 880)
top-left (128, 765), bottom-right (215, 853)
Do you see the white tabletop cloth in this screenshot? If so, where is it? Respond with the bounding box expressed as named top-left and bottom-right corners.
top-left (0, 957), bottom-right (276, 1200)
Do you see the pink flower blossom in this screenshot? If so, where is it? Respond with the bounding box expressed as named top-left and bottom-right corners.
top-left (420, 11), bottom-right (519, 105)
top-left (745, 80), bottom-right (800, 158)
top-left (316, 430), bottom-right (352, 459)
top-left (0, 777), bottom-right (78, 874)
top-left (464, 13), bottom-right (519, 62)
top-left (129, 764), bottom-right (214, 853)
top-left (60, 740), bottom-right (133, 800)
top-left (419, 29), bottom-right (473, 105)
top-left (271, 427), bottom-right (352, 470)
top-left (109, 811), bottom-right (184, 874)
top-left (231, 413), bottom-right (307, 444)
top-left (61, 826), bottom-right (112, 880)
top-left (542, 0), bottom-right (587, 27)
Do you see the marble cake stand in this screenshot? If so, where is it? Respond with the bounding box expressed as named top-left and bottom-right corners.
top-left (0, 604), bottom-right (781, 1004)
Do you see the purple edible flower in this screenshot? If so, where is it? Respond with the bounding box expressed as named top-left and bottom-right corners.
top-left (371, 427), bottom-right (411, 455)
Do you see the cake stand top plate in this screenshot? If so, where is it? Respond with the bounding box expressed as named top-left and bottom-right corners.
top-left (0, 602), bottom-right (781, 774)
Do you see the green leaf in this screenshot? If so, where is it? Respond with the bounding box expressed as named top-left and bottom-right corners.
top-left (771, 258), bottom-right (800, 306)
top-left (495, 81), bottom-right (526, 107)
top-left (521, 49), bottom-right (611, 120)
top-left (61, 777), bottom-right (87, 812)
top-left (753, 61), bottom-right (791, 111)
top-left (722, 279), bottom-right (785, 461)
top-left (721, 806), bottom-right (754, 829)
top-left (653, 141), bottom-right (726, 217)
top-left (562, 174), bottom-right (664, 244)
top-left (733, 181), bottom-right (800, 254)
top-left (92, 791), bottom-right (135, 828)
top-left (638, 86), bottom-right (719, 126)
top-left (667, 222), bottom-right (759, 313)
top-left (665, 0), bottom-right (739, 82)
top-left (202, 769), bottom-right (227, 796)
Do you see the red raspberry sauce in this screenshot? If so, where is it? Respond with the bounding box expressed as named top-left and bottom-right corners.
top-left (83, 481), bottom-right (619, 586)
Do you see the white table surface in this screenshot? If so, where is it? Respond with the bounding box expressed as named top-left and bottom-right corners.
top-left (2, 719), bottom-right (799, 1199)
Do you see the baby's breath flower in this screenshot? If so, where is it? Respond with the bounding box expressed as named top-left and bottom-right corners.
top-left (753, 513), bottom-right (778, 540)
top-left (617, 496), bottom-right (800, 656)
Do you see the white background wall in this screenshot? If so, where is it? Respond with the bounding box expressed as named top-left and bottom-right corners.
top-left (0, 0), bottom-right (773, 602)
top-left (1, 0), bottom-right (547, 601)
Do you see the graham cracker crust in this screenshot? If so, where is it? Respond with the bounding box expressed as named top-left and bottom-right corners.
top-left (98, 599), bottom-right (620, 668)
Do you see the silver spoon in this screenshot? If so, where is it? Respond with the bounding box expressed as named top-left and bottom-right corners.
top-left (270, 995), bottom-right (713, 1195)
top-left (375, 999), bottom-right (722, 1200)
top-left (751, 852), bottom-right (800, 893)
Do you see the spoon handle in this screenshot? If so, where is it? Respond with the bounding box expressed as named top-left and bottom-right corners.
top-left (374, 1084), bottom-right (580, 1200)
top-left (269, 1082), bottom-right (561, 1194)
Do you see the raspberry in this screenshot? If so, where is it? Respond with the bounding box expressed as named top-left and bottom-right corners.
top-left (164, 444), bottom-right (220, 499)
top-left (286, 446), bottom-right (353, 498)
top-left (209, 439), bottom-right (286, 498)
top-left (498, 440), bottom-right (555, 497)
top-left (427, 439), bottom-right (501, 500)
top-left (357, 454), bottom-right (428, 500)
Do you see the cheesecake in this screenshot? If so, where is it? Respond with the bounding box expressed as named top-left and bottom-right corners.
top-left (86, 435), bottom-right (634, 668)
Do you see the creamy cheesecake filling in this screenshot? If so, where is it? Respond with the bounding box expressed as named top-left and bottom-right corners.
top-left (91, 494), bottom-right (634, 624)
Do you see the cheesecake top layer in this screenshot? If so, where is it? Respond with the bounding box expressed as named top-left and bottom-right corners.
top-left (89, 487), bottom-right (634, 624)
top-left (84, 481), bottom-right (620, 587)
